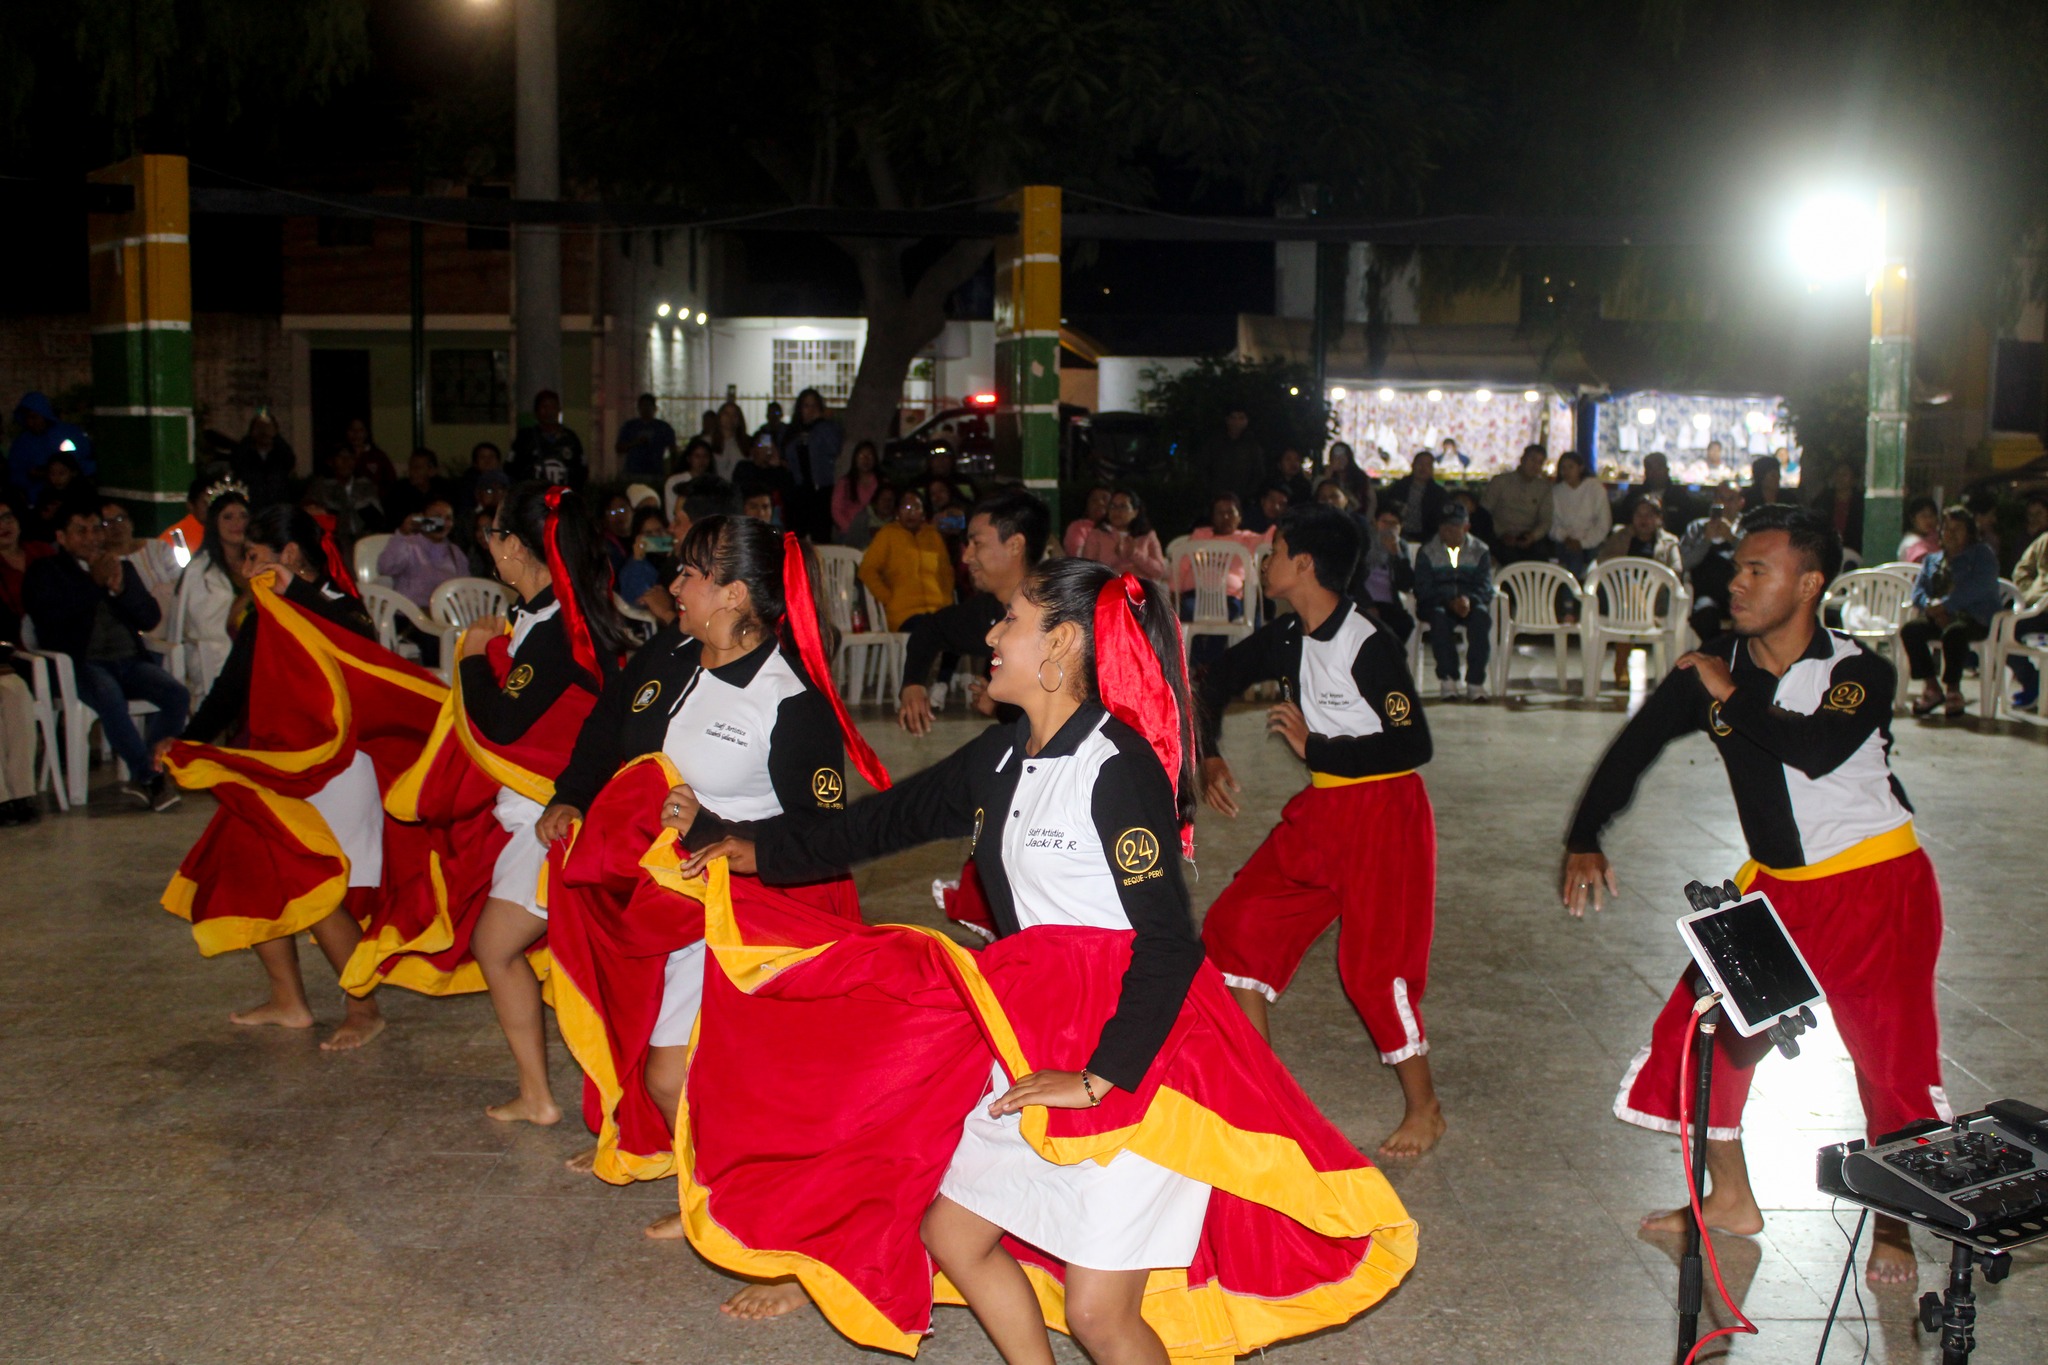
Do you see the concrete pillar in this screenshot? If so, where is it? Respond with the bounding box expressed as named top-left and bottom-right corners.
top-left (1864, 189), bottom-right (1915, 562)
top-left (513, 0), bottom-right (561, 412)
top-left (87, 154), bottom-right (194, 534)
top-left (994, 186), bottom-right (1062, 518)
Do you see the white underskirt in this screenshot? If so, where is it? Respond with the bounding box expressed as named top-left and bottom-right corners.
top-left (649, 938), bottom-right (708, 1048)
top-left (489, 789), bottom-right (548, 917)
top-left (305, 752), bottom-right (383, 888)
top-left (936, 1063), bottom-right (1211, 1272)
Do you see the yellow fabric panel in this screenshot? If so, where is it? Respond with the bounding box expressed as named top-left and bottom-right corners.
top-left (1734, 822), bottom-right (1918, 889)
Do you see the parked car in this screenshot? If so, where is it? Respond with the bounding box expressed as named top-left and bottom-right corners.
top-left (882, 399), bottom-right (997, 487)
top-left (1063, 409), bottom-right (1166, 482)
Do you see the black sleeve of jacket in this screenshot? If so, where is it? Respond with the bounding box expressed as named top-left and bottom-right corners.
top-left (460, 617), bottom-right (582, 747)
top-left (900, 594), bottom-right (1000, 689)
top-left (686, 686), bottom-right (848, 857)
top-left (1715, 646), bottom-right (1895, 779)
top-left (182, 611), bottom-right (258, 743)
top-left (550, 645), bottom-right (643, 812)
top-left (752, 727), bottom-right (995, 881)
top-left (1564, 665), bottom-right (1709, 854)
top-left (113, 564), bottom-right (162, 634)
top-left (1085, 739), bottom-right (1204, 1091)
top-left (1301, 628), bottom-right (1433, 777)
top-left (1194, 617), bottom-right (1289, 758)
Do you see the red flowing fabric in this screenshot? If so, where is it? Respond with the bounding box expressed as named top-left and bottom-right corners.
top-left (542, 486), bottom-right (606, 684)
top-left (681, 896), bottom-right (1418, 1359)
top-left (781, 531), bottom-right (891, 792)
top-left (313, 518), bottom-right (360, 599)
top-left (345, 633), bottom-right (597, 995)
top-left (1093, 572), bottom-right (1193, 856)
top-left (544, 756), bottom-right (861, 1182)
top-left (162, 580), bottom-right (444, 954)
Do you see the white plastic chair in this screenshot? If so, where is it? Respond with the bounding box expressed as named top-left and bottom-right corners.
top-left (359, 584), bottom-right (418, 657)
top-left (1167, 536), bottom-right (1256, 657)
top-left (1980, 603), bottom-right (2048, 721)
top-left (1579, 559), bottom-right (1687, 698)
top-left (428, 577), bottom-right (512, 680)
top-left (813, 545), bottom-right (903, 705)
top-left (1823, 567), bottom-right (1916, 675)
top-left (353, 534), bottom-right (394, 589)
top-left (1491, 561), bottom-right (1585, 700)
top-left (17, 619), bottom-right (92, 804)
top-left (9, 648), bottom-right (69, 812)
top-left (1249, 542), bottom-right (1275, 629)
top-left (613, 592), bottom-right (658, 649)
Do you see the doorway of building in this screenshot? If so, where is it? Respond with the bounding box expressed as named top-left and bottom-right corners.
top-left (309, 348), bottom-right (373, 466)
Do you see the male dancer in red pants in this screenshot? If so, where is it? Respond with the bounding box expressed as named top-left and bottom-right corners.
top-left (1197, 503), bottom-right (1444, 1157)
top-left (1562, 503), bottom-right (1945, 1285)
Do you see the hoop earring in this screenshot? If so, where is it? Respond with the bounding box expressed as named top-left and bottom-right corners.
top-left (1035, 658), bottom-right (1065, 693)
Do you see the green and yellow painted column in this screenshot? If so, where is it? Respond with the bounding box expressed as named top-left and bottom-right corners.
top-left (88, 155), bottom-right (195, 534)
top-left (1862, 188), bottom-right (1915, 564)
top-left (994, 185), bottom-right (1061, 520)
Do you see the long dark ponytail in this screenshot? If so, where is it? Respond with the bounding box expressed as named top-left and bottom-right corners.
top-left (497, 481), bottom-right (629, 670)
top-left (247, 505), bottom-right (339, 588)
top-left (1020, 557), bottom-right (1197, 843)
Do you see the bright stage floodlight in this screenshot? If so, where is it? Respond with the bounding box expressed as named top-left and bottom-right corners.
top-left (1787, 191), bottom-right (1883, 289)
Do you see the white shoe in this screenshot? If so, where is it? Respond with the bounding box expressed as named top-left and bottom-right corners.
top-left (1439, 680), bottom-right (1460, 702)
top-left (928, 682), bottom-right (950, 711)
top-left (1467, 685), bottom-right (1488, 703)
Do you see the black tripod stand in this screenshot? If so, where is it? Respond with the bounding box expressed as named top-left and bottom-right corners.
top-left (1919, 1238), bottom-right (2012, 1364)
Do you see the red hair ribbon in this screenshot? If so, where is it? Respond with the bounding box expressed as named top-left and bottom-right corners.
top-left (311, 515), bottom-right (359, 598)
top-left (781, 531), bottom-right (891, 791)
top-left (543, 487), bottom-right (606, 685)
top-left (1093, 571), bottom-right (1194, 858)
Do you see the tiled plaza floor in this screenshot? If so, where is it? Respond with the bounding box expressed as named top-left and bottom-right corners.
top-left (3, 682), bottom-right (2044, 1363)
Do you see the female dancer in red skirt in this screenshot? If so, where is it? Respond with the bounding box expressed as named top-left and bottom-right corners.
top-left (344, 482), bottom-right (625, 1124)
top-left (676, 559), bottom-right (1416, 1362)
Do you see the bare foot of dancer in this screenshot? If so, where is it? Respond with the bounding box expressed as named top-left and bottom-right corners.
top-left (486, 1094), bottom-right (563, 1125)
top-left (644, 1211), bottom-right (685, 1240)
top-left (1641, 1135), bottom-right (1766, 1236)
top-left (230, 999), bottom-right (314, 1029)
top-left (565, 1144), bottom-right (598, 1173)
top-left (1866, 1215), bottom-right (1918, 1286)
top-left (1377, 1102), bottom-right (1446, 1158)
top-left (321, 999), bottom-right (386, 1052)
top-left (1640, 1197), bottom-right (1765, 1237)
top-left (720, 1281), bottom-right (806, 1319)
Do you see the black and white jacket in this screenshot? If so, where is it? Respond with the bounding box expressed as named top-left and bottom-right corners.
top-left (457, 590), bottom-right (604, 748)
top-left (1196, 598), bottom-right (1432, 779)
top-left (1567, 628), bottom-right (1913, 869)
top-left (552, 625), bottom-right (845, 845)
top-left (754, 704), bottom-right (1204, 1092)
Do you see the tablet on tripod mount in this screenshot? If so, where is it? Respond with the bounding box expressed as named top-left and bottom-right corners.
top-left (1675, 890), bottom-right (1825, 1038)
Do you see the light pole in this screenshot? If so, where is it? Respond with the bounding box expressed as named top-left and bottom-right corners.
top-left (513, 0), bottom-right (561, 414)
top-left (1787, 187), bottom-right (1914, 561)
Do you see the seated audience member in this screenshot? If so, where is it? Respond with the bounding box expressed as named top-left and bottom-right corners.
top-left (614, 506), bottom-right (673, 608)
top-left (2004, 493), bottom-right (2048, 708)
top-left (0, 494), bottom-right (57, 641)
top-left (1810, 458), bottom-right (1864, 550)
top-left (1594, 494), bottom-right (1684, 688)
top-left (1074, 487), bottom-right (1168, 579)
top-left (628, 480), bottom-right (735, 626)
top-left (22, 495), bottom-right (189, 808)
top-left (596, 491), bottom-right (634, 573)
top-left (158, 474), bottom-right (214, 557)
top-left (859, 486), bottom-right (954, 629)
top-left (1549, 450), bottom-right (1612, 584)
top-left (1062, 483), bottom-right (1112, 557)
top-left (1242, 480), bottom-right (1294, 536)
top-left (831, 441), bottom-right (883, 544)
top-left (101, 496), bottom-right (183, 624)
top-left (1482, 443), bottom-right (1555, 563)
top-left (172, 482), bottom-right (251, 697)
top-left (926, 476), bottom-right (971, 586)
top-left (32, 452), bottom-right (89, 534)
top-left (1451, 487), bottom-right (1494, 547)
top-left (454, 441), bottom-right (505, 519)
top-left (376, 497), bottom-right (468, 666)
top-left (732, 434), bottom-right (797, 524)
top-left (1324, 440), bottom-right (1375, 516)
top-left (1354, 503), bottom-right (1416, 644)
top-left (1413, 501), bottom-right (1494, 701)
top-left (1273, 445), bottom-right (1315, 505)
top-left (230, 412), bottom-right (297, 509)
top-left (1619, 451), bottom-right (1694, 532)
top-left (1391, 450), bottom-right (1448, 543)
top-left (741, 489), bottom-right (778, 524)
top-left (669, 436), bottom-right (717, 487)
top-left (1178, 491), bottom-right (1267, 669)
top-left (1902, 505), bottom-right (2001, 719)
top-left (1965, 489), bottom-right (2004, 565)
top-left (840, 481), bottom-right (896, 553)
top-left (0, 669), bottom-right (36, 825)
top-left (925, 447), bottom-right (974, 506)
top-left (1679, 481), bottom-right (1746, 642)
top-left (1748, 453), bottom-right (1793, 507)
top-left (1897, 495), bottom-right (1941, 564)
top-left (323, 444), bottom-right (388, 536)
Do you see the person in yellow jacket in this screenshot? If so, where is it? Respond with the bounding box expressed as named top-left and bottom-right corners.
top-left (858, 486), bottom-right (955, 628)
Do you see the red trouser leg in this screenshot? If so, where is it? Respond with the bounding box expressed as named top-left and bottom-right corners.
top-left (1200, 790), bottom-right (1341, 1002)
top-left (1330, 776), bottom-right (1438, 1062)
top-left (1616, 848), bottom-right (1948, 1143)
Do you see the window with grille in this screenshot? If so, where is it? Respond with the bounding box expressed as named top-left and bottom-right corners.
top-left (772, 338), bottom-right (858, 402)
top-left (430, 349), bottom-right (510, 424)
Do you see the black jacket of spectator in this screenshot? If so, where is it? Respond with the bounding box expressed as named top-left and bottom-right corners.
top-left (508, 426), bottom-right (587, 487)
top-left (22, 550), bottom-right (160, 659)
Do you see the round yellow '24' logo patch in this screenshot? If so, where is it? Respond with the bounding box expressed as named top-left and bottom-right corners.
top-left (812, 768), bottom-right (845, 805)
top-left (1115, 827), bottom-right (1161, 876)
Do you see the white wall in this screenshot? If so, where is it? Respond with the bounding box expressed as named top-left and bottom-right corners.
top-left (1098, 356), bottom-right (1199, 414)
